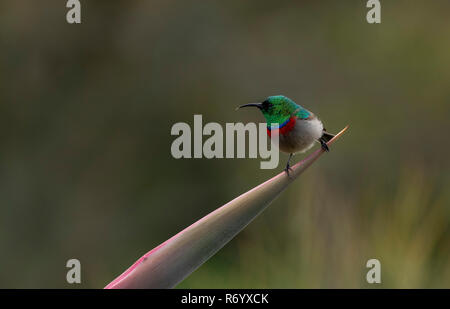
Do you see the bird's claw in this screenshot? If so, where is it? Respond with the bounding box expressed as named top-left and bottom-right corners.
top-left (320, 139), bottom-right (330, 152)
top-left (284, 164), bottom-right (294, 178)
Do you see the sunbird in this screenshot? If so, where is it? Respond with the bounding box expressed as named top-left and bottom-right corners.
top-left (238, 95), bottom-right (334, 175)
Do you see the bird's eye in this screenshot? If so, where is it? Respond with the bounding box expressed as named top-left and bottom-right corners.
top-left (261, 100), bottom-right (271, 111)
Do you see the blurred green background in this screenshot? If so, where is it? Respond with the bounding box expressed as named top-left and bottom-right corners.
top-left (0, 1), bottom-right (449, 288)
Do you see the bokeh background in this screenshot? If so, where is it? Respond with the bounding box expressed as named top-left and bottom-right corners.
top-left (0, 1), bottom-right (449, 288)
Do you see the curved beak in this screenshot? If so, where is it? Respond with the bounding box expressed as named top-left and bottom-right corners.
top-left (235, 103), bottom-right (262, 111)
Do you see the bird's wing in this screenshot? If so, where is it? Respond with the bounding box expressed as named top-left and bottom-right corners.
top-left (292, 107), bottom-right (311, 120)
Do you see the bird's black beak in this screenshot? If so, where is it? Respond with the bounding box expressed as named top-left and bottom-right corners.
top-left (236, 103), bottom-right (262, 111)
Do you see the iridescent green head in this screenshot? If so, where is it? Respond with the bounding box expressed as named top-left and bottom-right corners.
top-left (238, 95), bottom-right (311, 126)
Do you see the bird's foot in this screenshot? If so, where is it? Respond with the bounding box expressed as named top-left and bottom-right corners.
top-left (284, 163), bottom-right (294, 178)
top-left (320, 139), bottom-right (330, 152)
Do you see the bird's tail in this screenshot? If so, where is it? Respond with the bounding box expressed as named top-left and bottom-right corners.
top-left (320, 131), bottom-right (335, 143)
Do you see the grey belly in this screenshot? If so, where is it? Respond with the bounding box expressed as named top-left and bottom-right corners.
top-left (277, 119), bottom-right (323, 154)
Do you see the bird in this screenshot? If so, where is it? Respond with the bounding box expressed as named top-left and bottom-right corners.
top-left (237, 95), bottom-right (334, 175)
